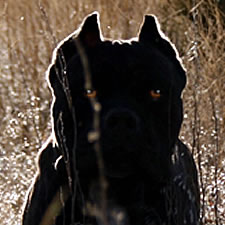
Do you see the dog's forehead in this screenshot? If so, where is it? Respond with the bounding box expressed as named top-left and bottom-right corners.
top-left (88, 41), bottom-right (175, 88)
top-left (66, 40), bottom-right (179, 95)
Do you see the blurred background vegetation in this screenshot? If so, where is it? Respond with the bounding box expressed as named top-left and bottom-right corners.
top-left (0, 0), bottom-right (224, 224)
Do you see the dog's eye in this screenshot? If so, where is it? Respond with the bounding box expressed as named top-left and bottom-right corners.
top-left (84, 89), bottom-right (97, 98)
top-left (149, 89), bottom-right (161, 100)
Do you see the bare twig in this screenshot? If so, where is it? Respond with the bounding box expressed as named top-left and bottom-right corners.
top-left (38, 2), bottom-right (83, 224)
top-left (75, 38), bottom-right (109, 225)
top-left (209, 94), bottom-right (220, 225)
top-left (190, 0), bottom-right (204, 223)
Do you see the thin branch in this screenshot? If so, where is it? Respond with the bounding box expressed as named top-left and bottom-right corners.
top-left (209, 94), bottom-right (220, 225)
top-left (75, 38), bottom-right (109, 225)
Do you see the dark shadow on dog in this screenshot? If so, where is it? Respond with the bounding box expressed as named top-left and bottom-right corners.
top-left (22, 12), bottom-right (200, 225)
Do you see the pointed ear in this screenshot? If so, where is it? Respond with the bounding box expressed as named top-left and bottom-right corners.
top-left (139, 15), bottom-right (162, 43)
top-left (78, 12), bottom-right (102, 48)
top-left (139, 15), bottom-right (187, 93)
top-left (138, 14), bottom-right (177, 59)
top-left (48, 12), bottom-right (102, 94)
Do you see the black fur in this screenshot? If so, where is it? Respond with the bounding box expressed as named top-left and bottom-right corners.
top-left (23, 12), bottom-right (200, 225)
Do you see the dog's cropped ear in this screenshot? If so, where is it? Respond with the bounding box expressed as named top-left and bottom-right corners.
top-left (139, 15), bottom-right (186, 93)
top-left (139, 15), bottom-right (163, 45)
top-left (139, 15), bottom-right (178, 59)
top-left (48, 12), bottom-right (101, 95)
top-left (77, 12), bottom-right (102, 48)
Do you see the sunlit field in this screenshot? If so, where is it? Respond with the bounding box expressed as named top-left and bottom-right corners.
top-left (0, 0), bottom-right (224, 224)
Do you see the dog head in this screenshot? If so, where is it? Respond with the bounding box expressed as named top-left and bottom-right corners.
top-left (48, 12), bottom-right (186, 180)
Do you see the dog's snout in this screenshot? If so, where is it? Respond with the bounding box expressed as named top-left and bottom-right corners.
top-left (104, 109), bottom-right (139, 133)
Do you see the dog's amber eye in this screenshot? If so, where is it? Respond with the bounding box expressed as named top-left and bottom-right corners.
top-left (149, 89), bottom-right (161, 100)
top-left (85, 89), bottom-right (97, 98)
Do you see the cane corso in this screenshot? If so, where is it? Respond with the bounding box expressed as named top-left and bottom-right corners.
top-left (22, 12), bottom-right (200, 225)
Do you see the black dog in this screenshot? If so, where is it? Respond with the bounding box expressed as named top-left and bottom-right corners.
top-left (22, 12), bottom-right (200, 225)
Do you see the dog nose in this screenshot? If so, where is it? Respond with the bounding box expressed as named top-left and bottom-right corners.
top-left (104, 109), bottom-right (139, 133)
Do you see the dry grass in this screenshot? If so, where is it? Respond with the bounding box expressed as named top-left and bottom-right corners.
top-left (0, 0), bottom-right (224, 224)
